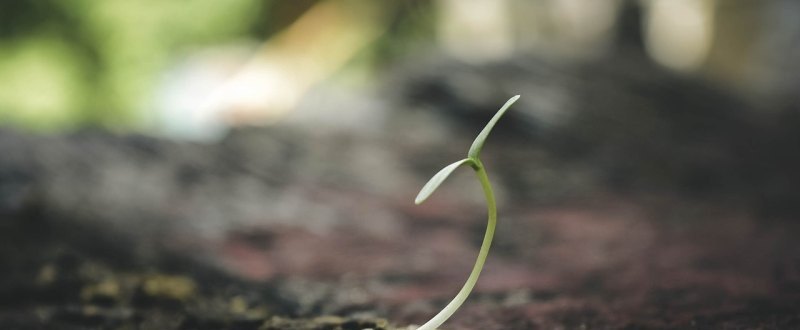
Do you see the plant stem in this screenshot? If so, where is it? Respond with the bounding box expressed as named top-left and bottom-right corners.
top-left (417, 158), bottom-right (497, 330)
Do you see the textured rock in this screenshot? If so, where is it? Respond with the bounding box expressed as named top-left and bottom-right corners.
top-left (1, 50), bottom-right (799, 328)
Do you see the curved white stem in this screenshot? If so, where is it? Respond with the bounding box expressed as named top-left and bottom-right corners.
top-left (417, 159), bottom-right (497, 330)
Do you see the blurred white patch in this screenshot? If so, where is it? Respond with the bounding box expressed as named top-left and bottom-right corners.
top-left (154, 45), bottom-right (258, 141)
top-left (645, 0), bottom-right (715, 72)
top-left (152, 0), bottom-right (385, 141)
top-left (437, 0), bottom-right (515, 63)
top-left (548, 0), bottom-right (621, 57)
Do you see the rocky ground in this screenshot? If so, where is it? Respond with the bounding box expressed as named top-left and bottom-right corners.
top-left (1, 53), bottom-right (799, 329)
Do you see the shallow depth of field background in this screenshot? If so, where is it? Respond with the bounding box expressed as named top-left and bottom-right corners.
top-left (1, 0), bottom-right (796, 136)
top-left (1, 1), bottom-right (800, 329)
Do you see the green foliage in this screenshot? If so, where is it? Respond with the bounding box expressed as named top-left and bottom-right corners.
top-left (413, 95), bottom-right (520, 330)
top-left (0, 0), bottom-right (264, 131)
top-left (0, 37), bottom-right (88, 130)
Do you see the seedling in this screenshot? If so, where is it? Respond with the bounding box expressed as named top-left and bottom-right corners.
top-left (414, 95), bottom-right (520, 330)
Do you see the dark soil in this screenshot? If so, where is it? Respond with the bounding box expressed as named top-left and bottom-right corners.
top-left (1, 53), bottom-right (800, 329)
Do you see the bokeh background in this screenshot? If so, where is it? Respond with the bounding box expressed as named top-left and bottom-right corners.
top-left (1, 0), bottom-right (797, 135)
top-left (1, 1), bottom-right (799, 329)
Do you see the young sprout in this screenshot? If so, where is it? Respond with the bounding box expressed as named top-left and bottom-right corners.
top-left (414, 95), bottom-right (520, 330)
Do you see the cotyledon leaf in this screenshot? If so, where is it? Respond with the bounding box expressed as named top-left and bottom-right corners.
top-left (467, 95), bottom-right (520, 159)
top-left (414, 158), bottom-right (473, 205)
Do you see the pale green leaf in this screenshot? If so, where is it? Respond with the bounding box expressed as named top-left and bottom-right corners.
top-left (467, 95), bottom-right (520, 158)
top-left (415, 158), bottom-right (473, 204)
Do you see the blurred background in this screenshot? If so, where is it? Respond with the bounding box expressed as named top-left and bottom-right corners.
top-left (1, 1), bottom-right (800, 329)
top-left (1, 0), bottom-right (797, 136)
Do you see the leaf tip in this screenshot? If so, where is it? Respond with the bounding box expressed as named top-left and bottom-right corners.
top-left (414, 190), bottom-right (431, 205)
top-left (467, 95), bottom-right (520, 158)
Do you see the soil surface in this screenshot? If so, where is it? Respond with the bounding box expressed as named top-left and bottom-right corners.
top-left (1, 54), bottom-right (799, 329)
